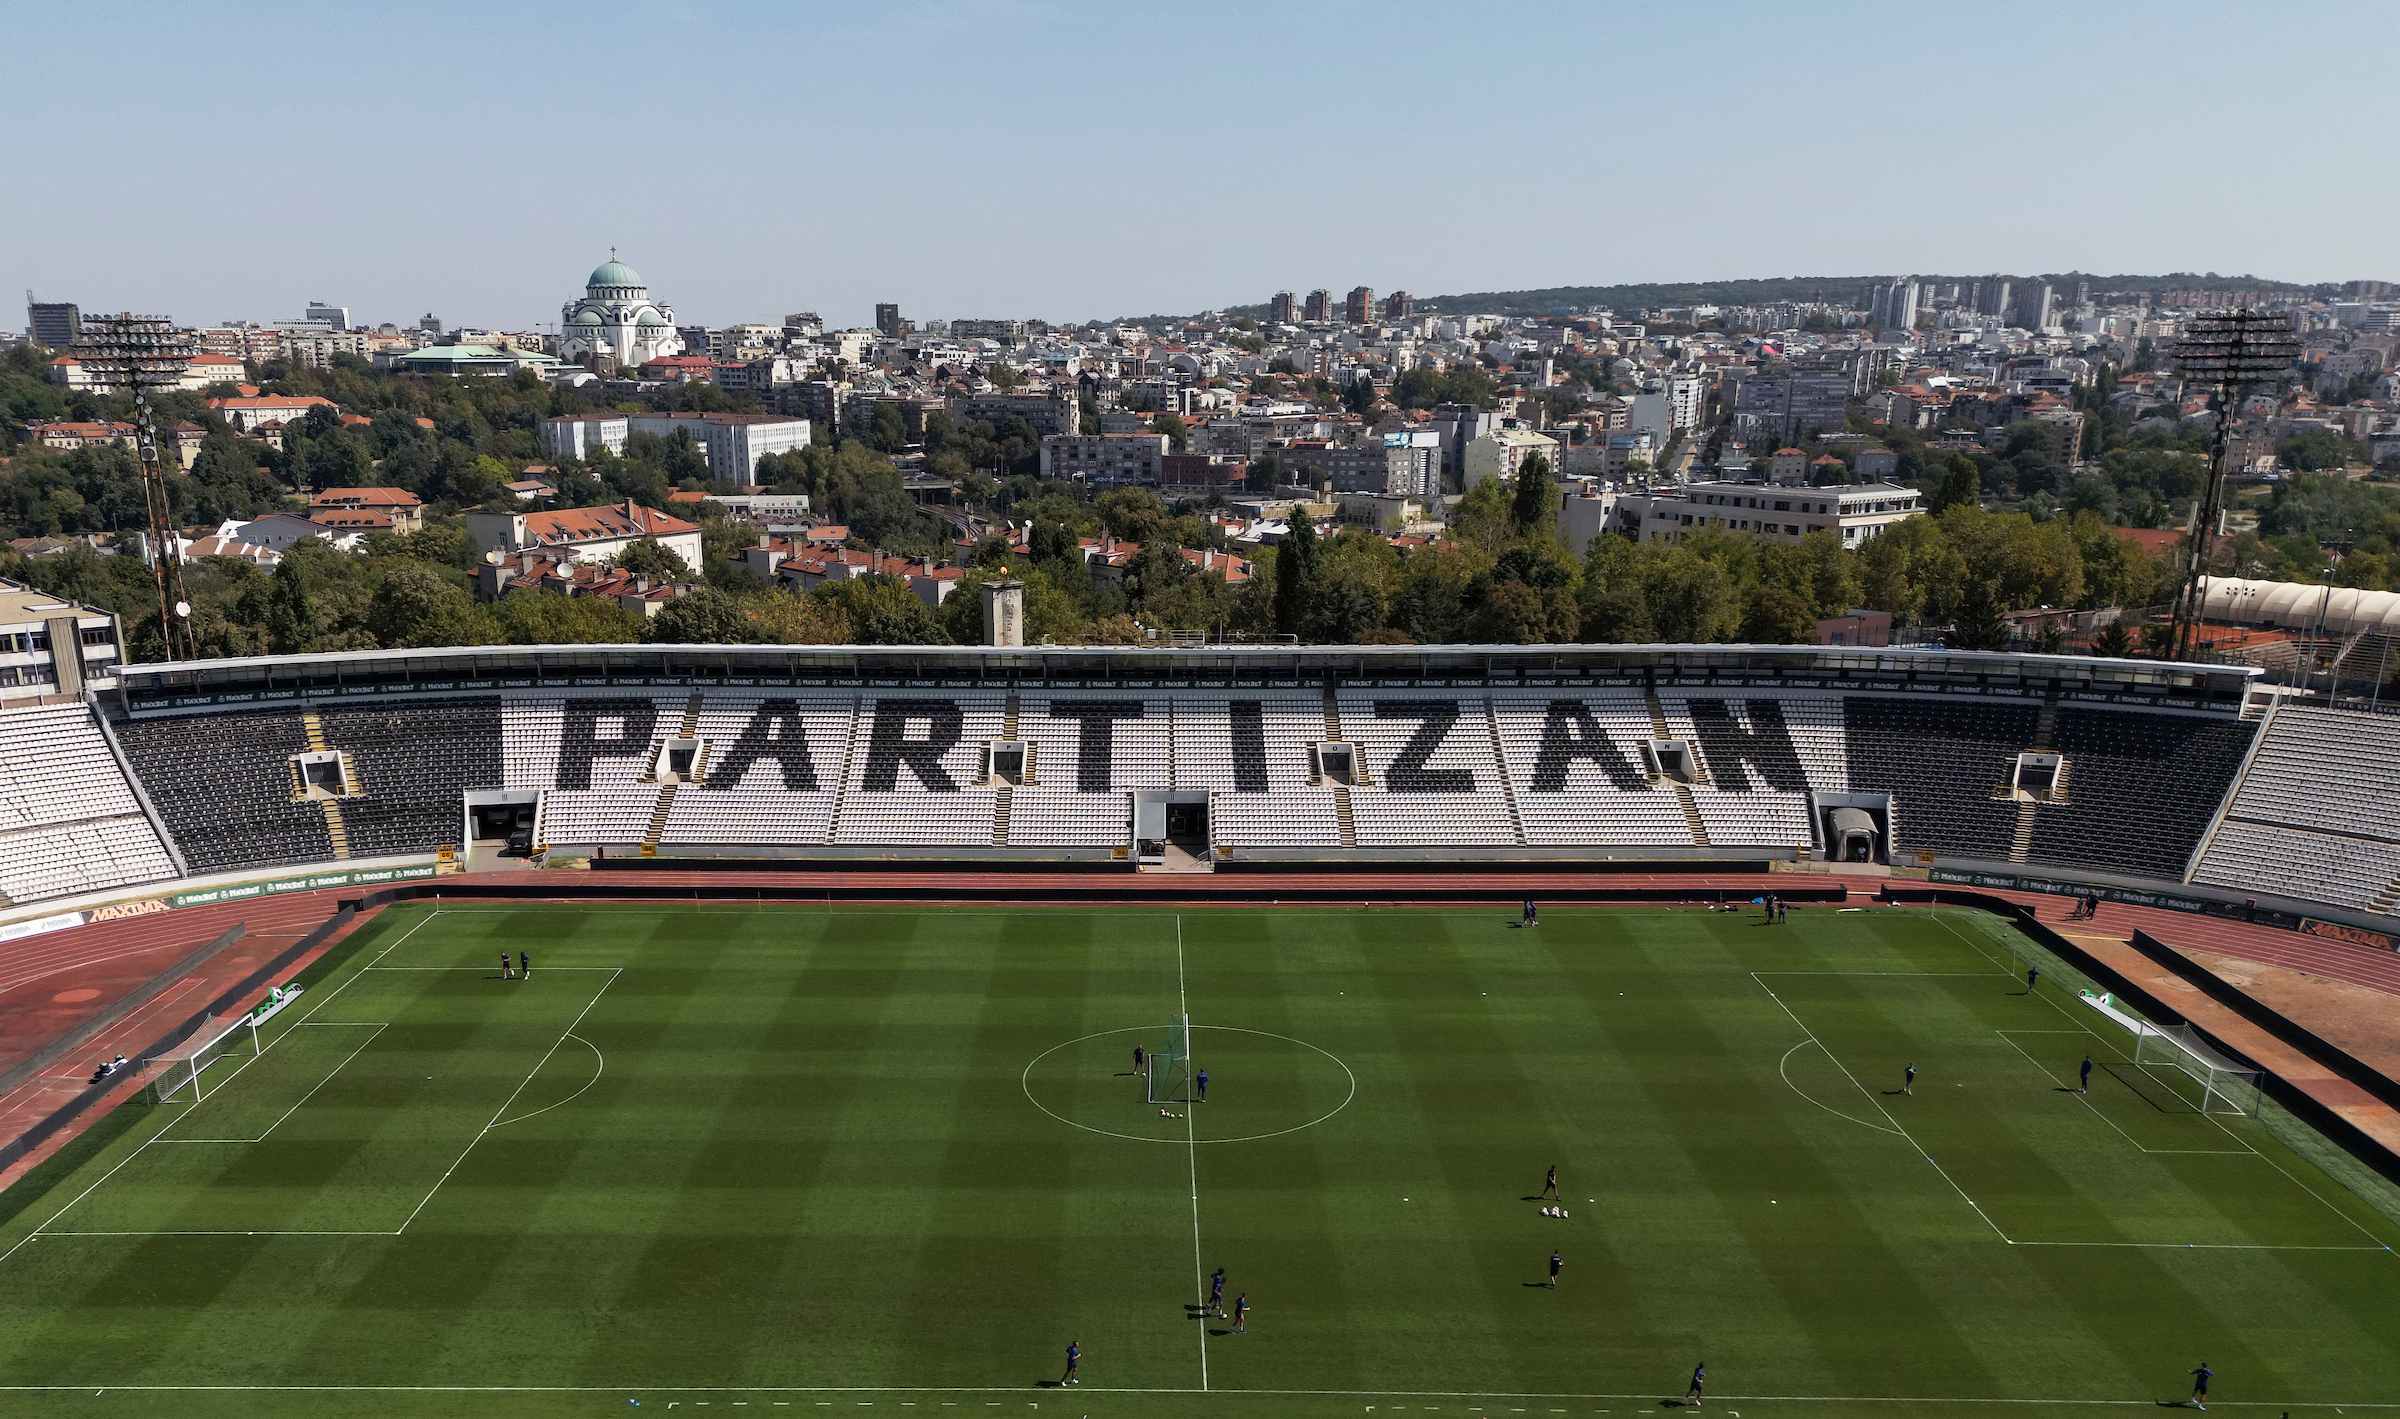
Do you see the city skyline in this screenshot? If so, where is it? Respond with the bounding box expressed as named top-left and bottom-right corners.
top-left (6, 2), bottom-right (2397, 331)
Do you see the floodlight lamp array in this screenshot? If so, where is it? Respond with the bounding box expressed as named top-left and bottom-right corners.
top-left (2170, 310), bottom-right (2301, 386)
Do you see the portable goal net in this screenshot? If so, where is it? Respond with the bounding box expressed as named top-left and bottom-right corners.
top-left (148, 1014), bottom-right (261, 1104)
top-left (2133, 1020), bottom-right (2263, 1116)
top-left (1146, 1014), bottom-right (1192, 1104)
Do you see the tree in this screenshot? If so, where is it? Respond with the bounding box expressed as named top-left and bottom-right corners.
top-left (1930, 454), bottom-right (1979, 514)
top-left (1274, 508), bottom-right (1320, 637)
top-left (1152, 413), bottom-right (1189, 453)
top-left (647, 587), bottom-right (754, 644)
top-left (1642, 548), bottom-right (1738, 643)
top-left (1739, 584), bottom-right (1816, 644)
top-left (613, 536), bottom-right (693, 581)
top-left (1510, 453), bottom-right (1555, 538)
top-left (267, 552), bottom-right (317, 654)
top-left (2091, 622), bottom-right (2133, 657)
top-left (366, 564), bottom-right (488, 648)
top-left (812, 574), bottom-right (948, 645)
top-left (1945, 581), bottom-right (2012, 651)
top-left (744, 589), bottom-right (854, 644)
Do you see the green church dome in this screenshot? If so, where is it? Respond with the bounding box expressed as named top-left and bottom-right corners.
top-left (588, 258), bottom-right (643, 289)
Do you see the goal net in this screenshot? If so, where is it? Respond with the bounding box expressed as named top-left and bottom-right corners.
top-left (2133, 1020), bottom-right (2263, 1116)
top-left (1146, 1014), bottom-right (1192, 1104)
top-left (148, 1014), bottom-right (261, 1104)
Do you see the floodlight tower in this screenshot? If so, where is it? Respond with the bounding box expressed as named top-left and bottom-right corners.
top-left (2166, 310), bottom-right (2301, 663)
top-left (72, 314), bottom-right (201, 662)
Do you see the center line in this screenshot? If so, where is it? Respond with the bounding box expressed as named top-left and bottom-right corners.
top-left (1178, 914), bottom-right (1206, 1392)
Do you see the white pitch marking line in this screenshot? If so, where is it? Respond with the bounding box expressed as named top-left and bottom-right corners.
top-left (394, 967), bottom-right (622, 1235)
top-left (1177, 913), bottom-right (1206, 1393)
top-left (157, 1024), bottom-right (388, 1147)
top-left (1751, 971), bottom-right (2011, 1244)
top-left (0, 911), bottom-right (446, 1268)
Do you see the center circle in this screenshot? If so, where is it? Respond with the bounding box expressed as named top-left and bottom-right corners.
top-left (1022, 1025), bottom-right (1355, 1145)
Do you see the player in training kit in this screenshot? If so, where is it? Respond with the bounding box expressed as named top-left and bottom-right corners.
top-left (2080, 1056), bottom-right (2094, 1093)
top-left (1686, 1362), bottom-right (1705, 1407)
top-left (2188, 1360), bottom-right (2211, 1410)
top-left (1061, 1341), bottom-right (1080, 1385)
top-left (1210, 1267), bottom-right (1226, 1316)
top-left (1133, 1044), bottom-right (1145, 1075)
top-left (1904, 1063), bottom-right (1917, 1095)
top-left (2025, 966), bottom-right (2040, 993)
top-left (1522, 900), bottom-right (1538, 927)
top-left (1232, 1293), bottom-right (1249, 1333)
top-left (1195, 1069), bottom-right (1208, 1102)
top-left (519, 951), bottom-right (530, 979)
top-left (500, 952), bottom-right (513, 980)
top-left (1542, 1164), bottom-right (1559, 1200)
top-left (1546, 1249), bottom-right (1563, 1288)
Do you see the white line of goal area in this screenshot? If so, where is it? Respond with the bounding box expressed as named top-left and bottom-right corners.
top-left (2, 911), bottom-right (622, 1252)
top-left (1751, 969), bottom-right (2394, 1254)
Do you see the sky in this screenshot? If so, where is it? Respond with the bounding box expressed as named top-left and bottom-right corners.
top-left (8, 1), bottom-right (2394, 334)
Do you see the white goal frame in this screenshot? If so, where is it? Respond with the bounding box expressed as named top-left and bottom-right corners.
top-left (2132, 1020), bottom-right (2263, 1116)
top-left (1146, 1013), bottom-right (1192, 1104)
top-left (148, 1014), bottom-right (261, 1104)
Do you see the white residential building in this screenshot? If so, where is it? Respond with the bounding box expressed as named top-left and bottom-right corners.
top-left (1613, 479), bottom-right (1923, 548)
top-left (1462, 427), bottom-right (1560, 487)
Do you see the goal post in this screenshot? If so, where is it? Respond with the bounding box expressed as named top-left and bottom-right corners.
top-left (1146, 1013), bottom-right (1192, 1104)
top-left (2133, 1020), bottom-right (2263, 1116)
top-left (147, 1014), bottom-right (261, 1105)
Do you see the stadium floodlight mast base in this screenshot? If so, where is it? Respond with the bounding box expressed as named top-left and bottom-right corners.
top-left (68, 314), bottom-right (201, 664)
top-left (2167, 310), bottom-right (2302, 664)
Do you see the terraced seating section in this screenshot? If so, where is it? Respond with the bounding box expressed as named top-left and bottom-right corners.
top-left (115, 708), bottom-right (330, 874)
top-left (1490, 695), bottom-right (1688, 847)
top-left (1665, 695), bottom-right (1846, 849)
top-left (829, 694), bottom-right (1005, 846)
top-left (2193, 819), bottom-right (2400, 914)
top-left (2028, 708), bottom-right (2255, 880)
top-left (318, 699), bottom-right (503, 859)
top-left (1170, 694), bottom-right (1340, 848)
top-left (0, 704), bottom-right (177, 904)
top-left (501, 693), bottom-right (679, 851)
top-left (661, 696), bottom-right (854, 845)
top-left (1338, 693), bottom-right (1519, 847)
top-left (1840, 696), bottom-right (2033, 862)
top-left (2190, 704), bottom-right (2400, 915)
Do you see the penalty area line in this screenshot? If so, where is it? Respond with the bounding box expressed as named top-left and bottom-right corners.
top-left (391, 966), bottom-right (623, 1236)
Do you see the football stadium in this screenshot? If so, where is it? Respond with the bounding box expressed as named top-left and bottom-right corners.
top-left (3, 642), bottom-right (2399, 1419)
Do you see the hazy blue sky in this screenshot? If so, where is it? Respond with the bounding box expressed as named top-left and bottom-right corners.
top-left (8, 1), bottom-right (2391, 332)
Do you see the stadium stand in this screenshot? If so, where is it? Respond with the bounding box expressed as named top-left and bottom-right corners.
top-left (1174, 694), bottom-right (1342, 848)
top-left (1493, 695), bottom-right (1691, 847)
top-left (659, 696), bottom-right (850, 846)
top-left (317, 698), bottom-right (503, 859)
top-left (0, 704), bottom-right (179, 903)
top-left (74, 645), bottom-right (2398, 924)
top-left (115, 708), bottom-right (332, 874)
top-left (1339, 693), bottom-right (1520, 847)
top-left (2191, 704), bottom-right (2400, 916)
top-left (830, 694), bottom-right (1006, 846)
top-left (2029, 708), bottom-right (2255, 880)
top-left (1841, 696), bottom-right (2035, 862)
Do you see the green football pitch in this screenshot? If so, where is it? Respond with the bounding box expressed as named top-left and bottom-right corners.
top-left (2, 901), bottom-right (2397, 1419)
